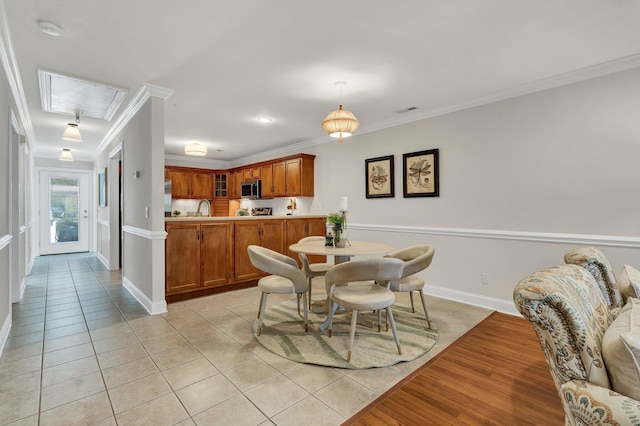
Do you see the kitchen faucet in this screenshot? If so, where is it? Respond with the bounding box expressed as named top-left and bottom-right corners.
top-left (196, 199), bottom-right (211, 217)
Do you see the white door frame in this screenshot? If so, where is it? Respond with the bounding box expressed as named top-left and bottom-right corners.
top-left (9, 110), bottom-right (21, 302)
top-left (37, 167), bottom-right (92, 255)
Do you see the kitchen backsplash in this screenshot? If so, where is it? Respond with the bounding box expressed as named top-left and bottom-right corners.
top-left (171, 197), bottom-right (318, 216)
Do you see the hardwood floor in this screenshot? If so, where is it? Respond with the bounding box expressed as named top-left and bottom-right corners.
top-left (345, 312), bottom-right (565, 426)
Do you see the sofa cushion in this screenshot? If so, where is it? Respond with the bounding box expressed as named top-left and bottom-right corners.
top-left (618, 264), bottom-right (640, 301)
top-left (602, 297), bottom-right (640, 400)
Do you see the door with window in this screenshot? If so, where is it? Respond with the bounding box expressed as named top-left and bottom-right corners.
top-left (40, 170), bottom-right (90, 254)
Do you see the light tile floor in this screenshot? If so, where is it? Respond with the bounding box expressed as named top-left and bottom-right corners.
top-left (0, 253), bottom-right (492, 426)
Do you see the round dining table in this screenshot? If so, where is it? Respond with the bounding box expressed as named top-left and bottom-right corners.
top-left (288, 239), bottom-right (394, 265)
top-left (289, 239), bottom-right (394, 330)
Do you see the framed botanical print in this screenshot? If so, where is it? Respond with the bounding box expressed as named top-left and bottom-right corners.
top-left (365, 155), bottom-right (394, 198)
top-left (403, 149), bottom-right (439, 197)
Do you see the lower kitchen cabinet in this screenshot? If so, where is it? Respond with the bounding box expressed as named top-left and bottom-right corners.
top-left (285, 217), bottom-right (327, 264)
top-left (165, 221), bottom-right (233, 295)
top-left (165, 216), bottom-right (326, 300)
top-left (233, 220), bottom-right (285, 282)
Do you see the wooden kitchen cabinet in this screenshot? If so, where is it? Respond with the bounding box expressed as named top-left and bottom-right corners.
top-left (166, 221), bottom-right (233, 295)
top-left (165, 223), bottom-right (201, 293)
top-left (165, 167), bottom-right (213, 199)
top-left (272, 161), bottom-right (286, 197)
top-left (166, 169), bottom-right (192, 199)
top-left (201, 222), bottom-right (233, 287)
top-left (243, 167), bottom-right (261, 181)
top-left (191, 170), bottom-right (213, 199)
top-left (270, 157), bottom-right (314, 197)
top-left (214, 172), bottom-right (228, 198)
top-left (234, 220), bottom-right (285, 281)
top-left (260, 164), bottom-right (274, 198)
top-left (285, 217), bottom-right (327, 265)
top-left (229, 170), bottom-right (243, 199)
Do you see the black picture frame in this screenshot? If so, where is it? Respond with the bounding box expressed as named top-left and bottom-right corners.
top-left (99, 168), bottom-right (107, 207)
top-left (365, 155), bottom-right (394, 198)
top-left (403, 149), bottom-right (439, 198)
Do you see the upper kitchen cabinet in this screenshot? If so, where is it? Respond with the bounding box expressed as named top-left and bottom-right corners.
top-left (165, 166), bottom-right (213, 199)
top-left (260, 154), bottom-right (315, 198)
top-left (214, 172), bottom-right (228, 198)
top-left (229, 170), bottom-right (243, 199)
top-left (243, 166), bottom-right (261, 181)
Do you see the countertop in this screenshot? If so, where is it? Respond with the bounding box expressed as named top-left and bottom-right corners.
top-left (165, 214), bottom-right (326, 222)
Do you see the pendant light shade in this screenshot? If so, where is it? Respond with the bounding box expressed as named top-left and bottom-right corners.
top-left (322, 104), bottom-right (360, 144)
top-left (59, 148), bottom-right (73, 161)
top-left (62, 123), bottom-right (82, 142)
top-left (184, 142), bottom-right (207, 156)
top-left (322, 81), bottom-right (359, 144)
top-left (62, 110), bottom-right (82, 142)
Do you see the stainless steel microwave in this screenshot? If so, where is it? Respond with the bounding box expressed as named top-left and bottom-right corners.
top-left (241, 180), bottom-right (261, 199)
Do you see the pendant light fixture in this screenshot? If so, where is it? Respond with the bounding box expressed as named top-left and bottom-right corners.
top-left (59, 148), bottom-right (73, 161)
top-left (184, 142), bottom-right (207, 156)
top-left (322, 81), bottom-right (359, 144)
top-left (62, 110), bottom-right (82, 142)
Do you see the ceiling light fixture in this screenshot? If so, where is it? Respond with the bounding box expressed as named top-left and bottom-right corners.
top-left (59, 148), bottom-right (73, 161)
top-left (62, 110), bottom-right (82, 142)
top-left (257, 117), bottom-right (273, 124)
top-left (184, 142), bottom-right (207, 156)
top-left (322, 81), bottom-right (359, 144)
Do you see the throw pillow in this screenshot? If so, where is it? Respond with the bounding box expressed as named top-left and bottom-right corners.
top-left (602, 297), bottom-right (640, 400)
top-left (618, 265), bottom-right (640, 301)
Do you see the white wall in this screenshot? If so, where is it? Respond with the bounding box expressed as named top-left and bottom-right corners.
top-left (262, 67), bottom-right (640, 314)
top-left (0, 41), bottom-right (14, 355)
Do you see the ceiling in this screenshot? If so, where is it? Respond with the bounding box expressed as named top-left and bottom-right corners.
top-left (5, 1), bottom-right (640, 163)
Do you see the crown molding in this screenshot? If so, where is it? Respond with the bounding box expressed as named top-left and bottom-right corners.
top-left (95, 83), bottom-right (173, 158)
top-left (234, 53), bottom-right (640, 166)
top-left (0, 0), bottom-right (34, 152)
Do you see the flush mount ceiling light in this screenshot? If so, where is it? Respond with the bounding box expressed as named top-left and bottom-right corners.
top-left (59, 148), bottom-right (73, 161)
top-left (321, 81), bottom-right (360, 144)
top-left (257, 117), bottom-right (273, 124)
top-left (184, 142), bottom-right (207, 156)
top-left (62, 110), bottom-right (82, 142)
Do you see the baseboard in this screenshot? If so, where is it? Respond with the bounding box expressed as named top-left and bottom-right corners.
top-left (0, 311), bottom-right (11, 360)
top-left (96, 251), bottom-right (110, 270)
top-left (18, 276), bottom-right (25, 301)
top-left (28, 255), bottom-right (35, 276)
top-left (423, 283), bottom-right (520, 316)
top-left (122, 276), bottom-right (167, 315)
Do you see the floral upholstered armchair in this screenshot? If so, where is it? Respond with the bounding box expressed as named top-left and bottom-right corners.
top-left (564, 246), bottom-right (625, 310)
top-left (514, 264), bottom-right (640, 426)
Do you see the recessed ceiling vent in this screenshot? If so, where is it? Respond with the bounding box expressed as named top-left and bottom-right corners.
top-left (38, 69), bottom-right (128, 121)
top-left (396, 106), bottom-right (418, 114)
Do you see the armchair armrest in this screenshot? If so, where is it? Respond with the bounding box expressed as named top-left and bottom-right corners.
top-left (560, 380), bottom-right (640, 426)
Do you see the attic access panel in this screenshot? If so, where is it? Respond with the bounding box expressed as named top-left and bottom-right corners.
top-left (38, 69), bottom-right (128, 121)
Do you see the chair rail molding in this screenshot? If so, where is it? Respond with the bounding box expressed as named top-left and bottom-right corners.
top-left (351, 223), bottom-right (640, 249)
top-left (122, 225), bottom-right (167, 240)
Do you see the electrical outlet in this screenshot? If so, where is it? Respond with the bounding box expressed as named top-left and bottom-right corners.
top-left (481, 273), bottom-right (490, 285)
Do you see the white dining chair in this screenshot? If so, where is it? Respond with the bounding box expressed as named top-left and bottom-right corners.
top-left (383, 244), bottom-right (435, 328)
top-left (297, 236), bottom-right (333, 309)
top-left (325, 257), bottom-right (404, 362)
top-left (247, 245), bottom-right (309, 336)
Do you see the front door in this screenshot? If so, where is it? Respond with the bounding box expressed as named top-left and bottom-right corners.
top-left (40, 170), bottom-right (90, 255)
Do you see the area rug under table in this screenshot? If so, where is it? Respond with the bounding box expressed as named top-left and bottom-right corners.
top-left (253, 298), bottom-right (438, 369)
